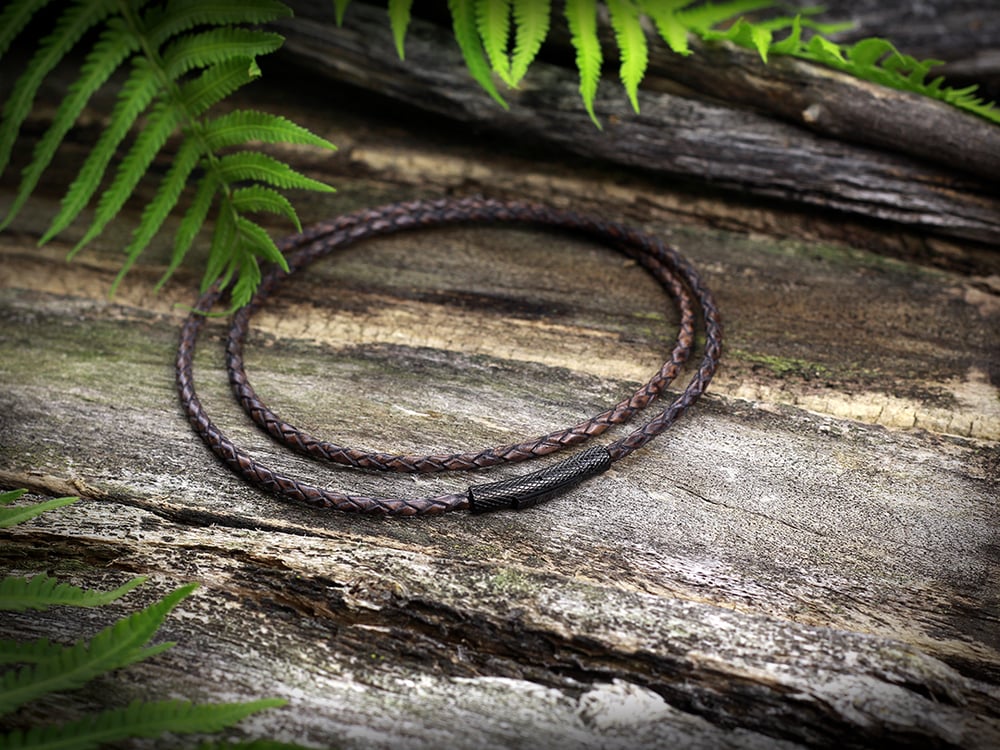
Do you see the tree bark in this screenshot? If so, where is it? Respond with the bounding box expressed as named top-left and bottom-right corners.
top-left (274, 1), bottom-right (1000, 245)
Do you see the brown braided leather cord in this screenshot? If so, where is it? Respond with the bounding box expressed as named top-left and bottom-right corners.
top-left (176, 197), bottom-right (723, 515)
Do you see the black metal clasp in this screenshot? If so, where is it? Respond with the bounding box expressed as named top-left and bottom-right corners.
top-left (467, 446), bottom-right (613, 513)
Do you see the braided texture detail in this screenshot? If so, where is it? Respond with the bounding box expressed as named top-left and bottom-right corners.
top-left (176, 197), bottom-right (723, 515)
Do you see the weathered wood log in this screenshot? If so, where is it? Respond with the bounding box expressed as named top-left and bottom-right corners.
top-left (276, 1), bottom-right (1000, 245)
top-left (2, 152), bottom-right (999, 748)
top-left (1, 22), bottom-right (998, 746)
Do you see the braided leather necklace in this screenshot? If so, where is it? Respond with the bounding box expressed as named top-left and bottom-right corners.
top-left (176, 197), bottom-right (722, 515)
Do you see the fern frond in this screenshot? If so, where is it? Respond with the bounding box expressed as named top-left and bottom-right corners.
top-left (606, 0), bottom-right (648, 111)
top-left (39, 58), bottom-right (161, 245)
top-left (0, 574), bottom-right (147, 612)
top-left (201, 110), bottom-right (337, 152)
top-left (0, 583), bottom-right (195, 716)
top-left (0, 636), bottom-right (67, 667)
top-left (215, 151), bottom-right (335, 193)
top-left (68, 99), bottom-right (185, 257)
top-left (111, 137), bottom-right (203, 296)
top-left (333, 0), bottom-right (352, 25)
top-left (0, 0), bottom-right (54, 59)
top-left (564, 0), bottom-right (603, 127)
top-left (0, 490), bottom-right (77, 529)
top-left (0, 697), bottom-right (286, 750)
top-left (0, 18), bottom-right (139, 231)
top-left (0, 0), bottom-right (117, 191)
top-left (702, 17), bottom-right (772, 61)
top-left (230, 186), bottom-right (301, 229)
top-left (639, 0), bottom-right (694, 56)
top-left (509, 0), bottom-right (549, 85)
top-left (388, 0), bottom-right (414, 59)
top-left (156, 173), bottom-right (219, 291)
top-left (2, 0), bottom-right (336, 306)
top-left (144, 0), bottom-right (293, 48)
top-left (204, 204), bottom-right (239, 292)
top-left (674, 0), bottom-right (772, 32)
top-left (477, 0), bottom-right (514, 85)
top-left (161, 28), bottom-right (285, 79)
top-left (449, 0), bottom-right (508, 108)
top-left (70, 57), bottom-right (255, 257)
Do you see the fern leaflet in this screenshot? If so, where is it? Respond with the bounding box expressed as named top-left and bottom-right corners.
top-left (0, 574), bottom-right (147, 612)
top-left (0, 494), bottom-right (297, 747)
top-left (0, 697), bottom-right (287, 750)
top-left (0, 583), bottom-right (196, 715)
top-left (509, 0), bottom-right (550, 85)
top-left (0, 636), bottom-right (69, 668)
top-left (564, 0), bottom-right (603, 127)
top-left (0, 16), bottom-right (139, 230)
top-left (386, 0), bottom-right (413, 59)
top-left (449, 0), bottom-right (508, 107)
top-left (673, 0), bottom-right (772, 33)
top-left (0, 0), bottom-right (117, 180)
top-left (333, 0), bottom-right (352, 25)
top-left (477, 0), bottom-right (514, 85)
top-left (1, 0), bottom-right (334, 309)
top-left (639, 0), bottom-right (694, 56)
top-left (0, 489), bottom-right (77, 529)
top-left (606, 0), bottom-right (648, 112)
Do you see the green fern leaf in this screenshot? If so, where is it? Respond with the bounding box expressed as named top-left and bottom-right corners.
top-left (178, 57), bottom-right (263, 118)
top-left (111, 137), bottom-right (203, 296)
top-left (388, 0), bottom-right (413, 59)
top-left (155, 172), bottom-right (219, 292)
top-left (230, 186), bottom-right (301, 229)
top-left (449, 0), bottom-right (508, 108)
top-left (0, 697), bottom-right (286, 750)
top-left (0, 0), bottom-right (117, 189)
top-left (564, 0), bottom-right (603, 127)
top-left (145, 0), bottom-right (293, 48)
top-left (0, 583), bottom-right (195, 716)
top-left (509, 0), bottom-right (549, 84)
top-left (235, 215), bottom-right (287, 267)
top-left (805, 34), bottom-right (847, 66)
top-left (39, 58), bottom-right (161, 245)
top-left (201, 110), bottom-right (337, 151)
top-left (675, 0), bottom-right (772, 32)
top-left (606, 0), bottom-right (648, 112)
top-left (0, 636), bottom-right (70, 667)
top-left (215, 152), bottom-right (335, 193)
top-left (0, 490), bottom-right (78, 529)
top-left (477, 0), bottom-right (514, 85)
top-left (0, 18), bottom-right (138, 231)
top-left (0, 488), bottom-right (27, 505)
top-left (0, 0), bottom-right (55, 59)
top-left (639, 0), bottom-right (694, 56)
top-left (70, 58), bottom-right (255, 257)
top-left (703, 17), bottom-right (772, 62)
top-left (204, 204), bottom-right (240, 292)
top-left (0, 574), bottom-right (147, 612)
top-left (229, 252), bottom-right (264, 308)
top-left (334, 0), bottom-right (352, 25)
top-left (162, 27), bottom-right (285, 79)
top-left (767, 13), bottom-right (802, 55)
top-left (225, 215), bottom-right (289, 306)
top-left (69, 98), bottom-right (186, 257)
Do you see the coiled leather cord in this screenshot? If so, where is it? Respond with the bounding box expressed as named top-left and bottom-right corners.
top-left (176, 197), bottom-right (722, 515)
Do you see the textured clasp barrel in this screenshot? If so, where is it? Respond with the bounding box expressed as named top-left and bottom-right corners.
top-left (467, 446), bottom-right (613, 513)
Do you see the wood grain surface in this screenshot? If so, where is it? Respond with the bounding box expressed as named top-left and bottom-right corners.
top-left (1, 11), bottom-right (999, 749)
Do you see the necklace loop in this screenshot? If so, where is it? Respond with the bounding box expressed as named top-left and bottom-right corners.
top-left (176, 197), bottom-right (723, 515)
